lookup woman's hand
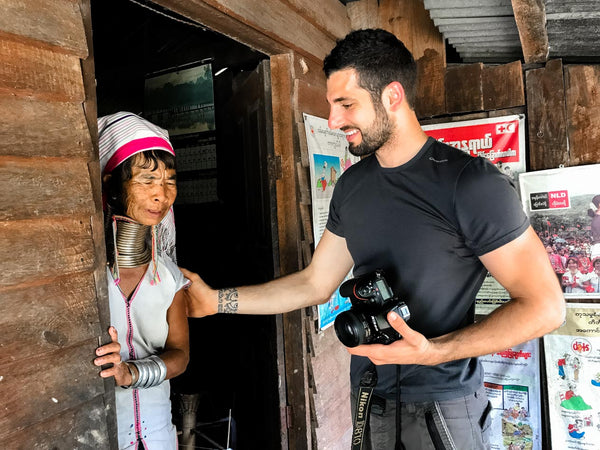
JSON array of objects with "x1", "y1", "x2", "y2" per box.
[{"x1": 94, "y1": 326, "x2": 132, "y2": 386}]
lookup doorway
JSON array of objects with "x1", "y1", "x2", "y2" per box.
[{"x1": 91, "y1": 1, "x2": 282, "y2": 448}]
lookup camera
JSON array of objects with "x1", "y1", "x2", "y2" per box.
[{"x1": 334, "y1": 270, "x2": 410, "y2": 348}]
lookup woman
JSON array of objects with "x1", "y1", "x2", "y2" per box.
[
  {"x1": 562, "y1": 257, "x2": 586, "y2": 294},
  {"x1": 93, "y1": 112, "x2": 189, "y2": 449},
  {"x1": 585, "y1": 258, "x2": 600, "y2": 293}
]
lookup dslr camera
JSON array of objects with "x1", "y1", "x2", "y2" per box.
[{"x1": 334, "y1": 270, "x2": 410, "y2": 348}]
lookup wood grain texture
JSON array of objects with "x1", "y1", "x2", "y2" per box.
[
  {"x1": 0, "y1": 0, "x2": 88, "y2": 58},
  {"x1": 0, "y1": 37, "x2": 84, "y2": 102},
  {"x1": 415, "y1": 48, "x2": 446, "y2": 118},
  {"x1": 0, "y1": 217, "x2": 96, "y2": 288},
  {"x1": 446, "y1": 63, "x2": 484, "y2": 113},
  {"x1": 0, "y1": 272, "x2": 101, "y2": 365},
  {"x1": 0, "y1": 341, "x2": 106, "y2": 440},
  {"x1": 525, "y1": 59, "x2": 569, "y2": 170},
  {"x1": 0, "y1": 396, "x2": 111, "y2": 449},
  {"x1": 564, "y1": 64, "x2": 600, "y2": 166},
  {"x1": 511, "y1": 0, "x2": 548, "y2": 64},
  {"x1": 0, "y1": 96, "x2": 92, "y2": 159},
  {"x1": 0, "y1": 156, "x2": 95, "y2": 221},
  {"x1": 483, "y1": 60, "x2": 525, "y2": 110}
]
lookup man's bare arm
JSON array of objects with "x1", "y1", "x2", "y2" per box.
[{"x1": 183, "y1": 229, "x2": 355, "y2": 317}]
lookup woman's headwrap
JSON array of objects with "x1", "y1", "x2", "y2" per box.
[{"x1": 98, "y1": 112, "x2": 178, "y2": 266}]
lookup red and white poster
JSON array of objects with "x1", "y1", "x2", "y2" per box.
[{"x1": 423, "y1": 115, "x2": 527, "y2": 313}]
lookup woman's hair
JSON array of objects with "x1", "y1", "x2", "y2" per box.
[
  {"x1": 104, "y1": 150, "x2": 176, "y2": 216},
  {"x1": 588, "y1": 194, "x2": 600, "y2": 218},
  {"x1": 567, "y1": 257, "x2": 579, "y2": 267},
  {"x1": 323, "y1": 28, "x2": 417, "y2": 108}
]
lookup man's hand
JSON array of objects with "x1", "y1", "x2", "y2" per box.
[
  {"x1": 347, "y1": 311, "x2": 438, "y2": 366},
  {"x1": 94, "y1": 326, "x2": 132, "y2": 386},
  {"x1": 180, "y1": 268, "x2": 218, "y2": 318}
]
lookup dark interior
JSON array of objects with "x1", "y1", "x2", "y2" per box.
[{"x1": 91, "y1": 1, "x2": 282, "y2": 448}]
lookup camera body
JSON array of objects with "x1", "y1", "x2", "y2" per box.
[{"x1": 334, "y1": 270, "x2": 410, "y2": 348}]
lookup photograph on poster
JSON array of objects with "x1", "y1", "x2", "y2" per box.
[
  {"x1": 144, "y1": 63, "x2": 215, "y2": 135},
  {"x1": 519, "y1": 164, "x2": 600, "y2": 298}
]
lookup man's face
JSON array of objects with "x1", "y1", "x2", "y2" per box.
[{"x1": 326, "y1": 69, "x2": 393, "y2": 157}]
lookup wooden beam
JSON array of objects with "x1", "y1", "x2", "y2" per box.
[
  {"x1": 346, "y1": 0, "x2": 379, "y2": 29},
  {"x1": 415, "y1": 48, "x2": 446, "y2": 118},
  {"x1": 0, "y1": 156, "x2": 95, "y2": 221},
  {"x1": 565, "y1": 64, "x2": 600, "y2": 166},
  {"x1": 445, "y1": 63, "x2": 484, "y2": 114},
  {"x1": 0, "y1": 97, "x2": 92, "y2": 159},
  {"x1": 0, "y1": 341, "x2": 105, "y2": 439},
  {"x1": 0, "y1": 396, "x2": 110, "y2": 449},
  {"x1": 0, "y1": 217, "x2": 96, "y2": 288},
  {"x1": 525, "y1": 59, "x2": 568, "y2": 170},
  {"x1": 483, "y1": 60, "x2": 525, "y2": 111},
  {"x1": 282, "y1": 0, "x2": 350, "y2": 40},
  {"x1": 0, "y1": 37, "x2": 85, "y2": 102},
  {"x1": 0, "y1": 0, "x2": 88, "y2": 58},
  {"x1": 511, "y1": 0, "x2": 549, "y2": 64},
  {"x1": 0, "y1": 272, "x2": 101, "y2": 365},
  {"x1": 153, "y1": 0, "x2": 340, "y2": 62}
]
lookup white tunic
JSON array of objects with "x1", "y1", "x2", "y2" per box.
[{"x1": 108, "y1": 256, "x2": 188, "y2": 449}]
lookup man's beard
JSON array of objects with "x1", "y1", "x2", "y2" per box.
[{"x1": 346, "y1": 104, "x2": 393, "y2": 157}]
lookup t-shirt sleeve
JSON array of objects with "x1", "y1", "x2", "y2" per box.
[
  {"x1": 326, "y1": 177, "x2": 345, "y2": 237},
  {"x1": 161, "y1": 255, "x2": 191, "y2": 292},
  {"x1": 455, "y1": 157, "x2": 529, "y2": 256}
]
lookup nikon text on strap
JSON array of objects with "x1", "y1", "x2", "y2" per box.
[{"x1": 352, "y1": 363, "x2": 378, "y2": 450}]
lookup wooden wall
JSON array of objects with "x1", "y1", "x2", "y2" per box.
[{"x1": 0, "y1": 0, "x2": 116, "y2": 448}]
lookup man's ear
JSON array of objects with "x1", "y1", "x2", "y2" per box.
[{"x1": 383, "y1": 81, "x2": 405, "y2": 112}]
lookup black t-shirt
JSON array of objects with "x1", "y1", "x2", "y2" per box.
[{"x1": 326, "y1": 137, "x2": 529, "y2": 402}]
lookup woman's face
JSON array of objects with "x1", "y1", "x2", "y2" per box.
[
  {"x1": 123, "y1": 157, "x2": 177, "y2": 225},
  {"x1": 568, "y1": 259, "x2": 578, "y2": 272}
]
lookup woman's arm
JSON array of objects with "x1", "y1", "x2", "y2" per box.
[{"x1": 160, "y1": 289, "x2": 190, "y2": 379}]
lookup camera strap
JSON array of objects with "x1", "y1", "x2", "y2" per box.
[{"x1": 351, "y1": 363, "x2": 378, "y2": 450}]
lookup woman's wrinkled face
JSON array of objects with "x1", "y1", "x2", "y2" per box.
[{"x1": 123, "y1": 155, "x2": 177, "y2": 226}]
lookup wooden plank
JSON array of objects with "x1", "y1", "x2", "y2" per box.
[
  {"x1": 0, "y1": 272, "x2": 101, "y2": 365},
  {"x1": 0, "y1": 0, "x2": 88, "y2": 58},
  {"x1": 525, "y1": 59, "x2": 569, "y2": 170},
  {"x1": 511, "y1": 0, "x2": 549, "y2": 64},
  {"x1": 294, "y1": 78, "x2": 329, "y2": 123},
  {"x1": 483, "y1": 60, "x2": 525, "y2": 110},
  {"x1": 1, "y1": 396, "x2": 110, "y2": 449},
  {"x1": 271, "y1": 53, "x2": 310, "y2": 448},
  {"x1": 154, "y1": 0, "x2": 337, "y2": 62},
  {"x1": 564, "y1": 64, "x2": 600, "y2": 166},
  {"x1": 0, "y1": 341, "x2": 106, "y2": 439},
  {"x1": 0, "y1": 217, "x2": 96, "y2": 288},
  {"x1": 0, "y1": 156, "x2": 95, "y2": 221},
  {"x1": 346, "y1": 0, "x2": 379, "y2": 29},
  {"x1": 291, "y1": 52, "x2": 327, "y2": 90},
  {"x1": 377, "y1": 0, "x2": 445, "y2": 60},
  {"x1": 415, "y1": 48, "x2": 446, "y2": 118},
  {"x1": 445, "y1": 63, "x2": 484, "y2": 113},
  {"x1": 282, "y1": 0, "x2": 351, "y2": 40},
  {"x1": 0, "y1": 37, "x2": 84, "y2": 102},
  {"x1": 0, "y1": 96, "x2": 92, "y2": 159}
]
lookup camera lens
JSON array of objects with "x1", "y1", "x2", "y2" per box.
[{"x1": 334, "y1": 310, "x2": 369, "y2": 347}]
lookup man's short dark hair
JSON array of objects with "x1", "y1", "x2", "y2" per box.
[{"x1": 323, "y1": 28, "x2": 417, "y2": 107}]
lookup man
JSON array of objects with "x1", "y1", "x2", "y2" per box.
[{"x1": 182, "y1": 29, "x2": 565, "y2": 449}]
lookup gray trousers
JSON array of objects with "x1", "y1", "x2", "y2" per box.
[{"x1": 351, "y1": 385, "x2": 492, "y2": 450}]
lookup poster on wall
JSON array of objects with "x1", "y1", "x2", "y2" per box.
[
  {"x1": 543, "y1": 303, "x2": 600, "y2": 448},
  {"x1": 519, "y1": 164, "x2": 600, "y2": 299},
  {"x1": 303, "y1": 113, "x2": 360, "y2": 330},
  {"x1": 422, "y1": 115, "x2": 527, "y2": 314},
  {"x1": 145, "y1": 63, "x2": 218, "y2": 204},
  {"x1": 480, "y1": 339, "x2": 542, "y2": 450}
]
